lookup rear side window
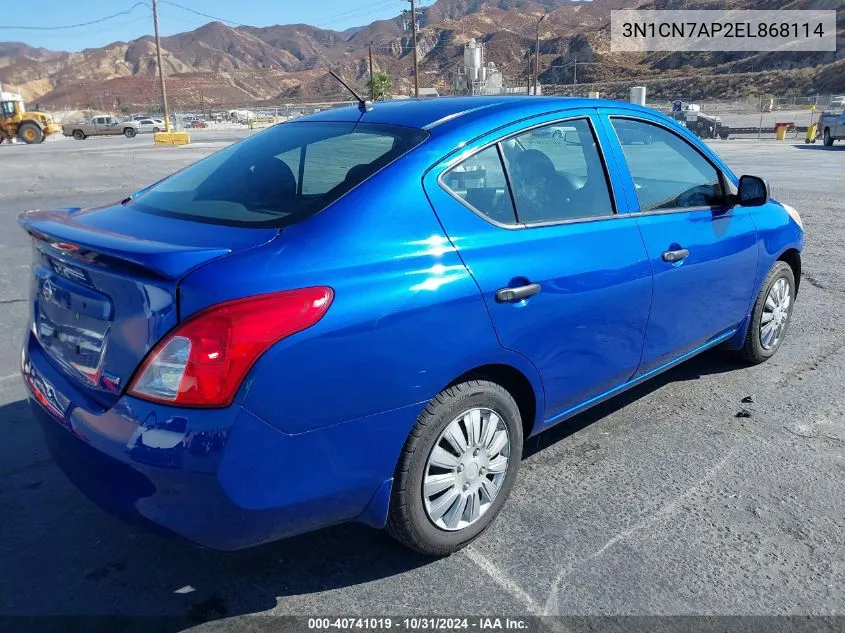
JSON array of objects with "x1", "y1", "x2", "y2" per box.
[
  {"x1": 442, "y1": 118, "x2": 614, "y2": 226},
  {"x1": 507, "y1": 118, "x2": 614, "y2": 223},
  {"x1": 610, "y1": 118, "x2": 724, "y2": 211},
  {"x1": 442, "y1": 145, "x2": 516, "y2": 225},
  {"x1": 130, "y1": 122, "x2": 428, "y2": 227}
]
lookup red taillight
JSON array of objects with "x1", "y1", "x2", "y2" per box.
[{"x1": 128, "y1": 287, "x2": 333, "y2": 407}]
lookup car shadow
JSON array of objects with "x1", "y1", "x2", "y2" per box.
[
  {"x1": 0, "y1": 348, "x2": 743, "y2": 631},
  {"x1": 792, "y1": 144, "x2": 845, "y2": 150},
  {"x1": 523, "y1": 348, "x2": 744, "y2": 458}
]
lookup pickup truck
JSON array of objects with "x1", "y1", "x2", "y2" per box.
[
  {"x1": 819, "y1": 109, "x2": 845, "y2": 146},
  {"x1": 62, "y1": 116, "x2": 140, "y2": 140}
]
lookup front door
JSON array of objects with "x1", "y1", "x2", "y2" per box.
[
  {"x1": 424, "y1": 113, "x2": 653, "y2": 425},
  {"x1": 602, "y1": 115, "x2": 759, "y2": 374}
]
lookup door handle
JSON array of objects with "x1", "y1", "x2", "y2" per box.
[
  {"x1": 662, "y1": 248, "x2": 689, "y2": 263},
  {"x1": 495, "y1": 283, "x2": 541, "y2": 303}
]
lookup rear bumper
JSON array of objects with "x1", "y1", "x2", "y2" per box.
[{"x1": 23, "y1": 334, "x2": 421, "y2": 550}]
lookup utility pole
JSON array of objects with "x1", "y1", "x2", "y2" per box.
[
  {"x1": 534, "y1": 14, "x2": 546, "y2": 96},
  {"x1": 368, "y1": 42, "x2": 375, "y2": 101},
  {"x1": 407, "y1": 0, "x2": 419, "y2": 98},
  {"x1": 526, "y1": 50, "x2": 531, "y2": 95},
  {"x1": 573, "y1": 57, "x2": 577, "y2": 86},
  {"x1": 152, "y1": 0, "x2": 171, "y2": 132}
]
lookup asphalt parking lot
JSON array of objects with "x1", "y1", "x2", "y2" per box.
[{"x1": 0, "y1": 132, "x2": 843, "y2": 631}]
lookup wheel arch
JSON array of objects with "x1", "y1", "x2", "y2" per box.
[
  {"x1": 778, "y1": 248, "x2": 801, "y2": 294},
  {"x1": 447, "y1": 363, "x2": 541, "y2": 441}
]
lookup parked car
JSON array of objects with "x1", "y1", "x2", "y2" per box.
[
  {"x1": 62, "y1": 116, "x2": 140, "y2": 139},
  {"x1": 819, "y1": 109, "x2": 845, "y2": 146},
  {"x1": 189, "y1": 120, "x2": 208, "y2": 129},
  {"x1": 136, "y1": 118, "x2": 164, "y2": 133},
  {"x1": 21, "y1": 97, "x2": 803, "y2": 555},
  {"x1": 830, "y1": 95, "x2": 845, "y2": 108}
]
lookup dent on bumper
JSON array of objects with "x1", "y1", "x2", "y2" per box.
[{"x1": 24, "y1": 341, "x2": 423, "y2": 550}]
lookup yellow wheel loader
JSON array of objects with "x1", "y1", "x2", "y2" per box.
[{"x1": 0, "y1": 91, "x2": 62, "y2": 144}]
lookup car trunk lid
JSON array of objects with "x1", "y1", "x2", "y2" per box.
[{"x1": 20, "y1": 204, "x2": 278, "y2": 407}]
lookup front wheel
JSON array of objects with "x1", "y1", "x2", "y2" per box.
[
  {"x1": 823, "y1": 128, "x2": 834, "y2": 146},
  {"x1": 18, "y1": 122, "x2": 44, "y2": 144},
  {"x1": 739, "y1": 261, "x2": 796, "y2": 363},
  {"x1": 124, "y1": 128, "x2": 136, "y2": 138},
  {"x1": 386, "y1": 380, "x2": 523, "y2": 556}
]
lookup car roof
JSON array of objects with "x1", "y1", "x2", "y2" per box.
[{"x1": 298, "y1": 96, "x2": 668, "y2": 134}]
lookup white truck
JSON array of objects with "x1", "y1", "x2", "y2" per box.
[{"x1": 820, "y1": 109, "x2": 845, "y2": 146}]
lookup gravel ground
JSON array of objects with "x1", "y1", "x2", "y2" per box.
[{"x1": 0, "y1": 132, "x2": 842, "y2": 631}]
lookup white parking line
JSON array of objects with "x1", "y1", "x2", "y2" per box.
[
  {"x1": 464, "y1": 546, "x2": 542, "y2": 615},
  {"x1": 0, "y1": 374, "x2": 19, "y2": 383},
  {"x1": 542, "y1": 446, "x2": 739, "y2": 614}
]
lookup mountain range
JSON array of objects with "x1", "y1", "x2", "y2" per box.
[{"x1": 0, "y1": 0, "x2": 842, "y2": 110}]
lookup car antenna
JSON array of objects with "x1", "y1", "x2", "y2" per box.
[{"x1": 329, "y1": 70, "x2": 374, "y2": 112}]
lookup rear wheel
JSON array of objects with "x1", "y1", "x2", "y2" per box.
[
  {"x1": 124, "y1": 128, "x2": 136, "y2": 138},
  {"x1": 72, "y1": 130, "x2": 86, "y2": 140},
  {"x1": 18, "y1": 123, "x2": 43, "y2": 144},
  {"x1": 152, "y1": 127, "x2": 160, "y2": 133},
  {"x1": 739, "y1": 261, "x2": 796, "y2": 364},
  {"x1": 386, "y1": 380, "x2": 523, "y2": 556},
  {"x1": 824, "y1": 128, "x2": 834, "y2": 146}
]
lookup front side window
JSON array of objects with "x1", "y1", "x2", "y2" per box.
[
  {"x1": 506, "y1": 118, "x2": 614, "y2": 224},
  {"x1": 610, "y1": 118, "x2": 724, "y2": 211},
  {"x1": 442, "y1": 145, "x2": 516, "y2": 225},
  {"x1": 129, "y1": 122, "x2": 428, "y2": 227}
]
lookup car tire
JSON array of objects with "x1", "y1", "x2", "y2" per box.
[
  {"x1": 739, "y1": 261, "x2": 796, "y2": 364},
  {"x1": 823, "y1": 128, "x2": 833, "y2": 146},
  {"x1": 386, "y1": 379, "x2": 523, "y2": 556},
  {"x1": 18, "y1": 122, "x2": 44, "y2": 144},
  {"x1": 153, "y1": 127, "x2": 160, "y2": 133},
  {"x1": 124, "y1": 128, "x2": 136, "y2": 138},
  {"x1": 72, "y1": 130, "x2": 85, "y2": 140}
]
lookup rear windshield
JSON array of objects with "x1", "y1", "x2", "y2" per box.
[{"x1": 129, "y1": 122, "x2": 428, "y2": 227}]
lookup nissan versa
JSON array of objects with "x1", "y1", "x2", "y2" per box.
[{"x1": 20, "y1": 97, "x2": 803, "y2": 555}]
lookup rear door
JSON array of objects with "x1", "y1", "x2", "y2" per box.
[
  {"x1": 600, "y1": 113, "x2": 758, "y2": 374},
  {"x1": 424, "y1": 112, "x2": 653, "y2": 425}
]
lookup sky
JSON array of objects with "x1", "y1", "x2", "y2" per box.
[{"x1": 1, "y1": 0, "x2": 410, "y2": 52}]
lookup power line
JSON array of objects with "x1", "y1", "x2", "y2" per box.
[
  {"x1": 158, "y1": 0, "x2": 241, "y2": 26},
  {"x1": 314, "y1": 0, "x2": 402, "y2": 28},
  {"x1": 158, "y1": 0, "x2": 404, "y2": 30},
  {"x1": 0, "y1": 2, "x2": 149, "y2": 30},
  {"x1": 7, "y1": 16, "x2": 153, "y2": 39}
]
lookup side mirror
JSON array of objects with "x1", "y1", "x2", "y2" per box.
[
  {"x1": 563, "y1": 131, "x2": 580, "y2": 145},
  {"x1": 736, "y1": 175, "x2": 770, "y2": 206}
]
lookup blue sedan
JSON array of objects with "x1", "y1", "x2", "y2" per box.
[{"x1": 19, "y1": 97, "x2": 803, "y2": 555}]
